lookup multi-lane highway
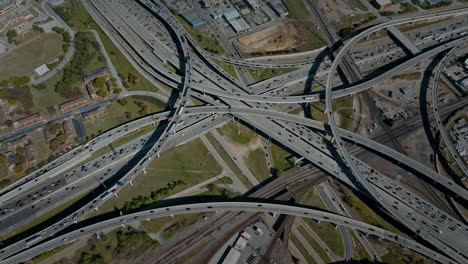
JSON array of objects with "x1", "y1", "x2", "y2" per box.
[
  {"x1": 1, "y1": 1, "x2": 467, "y2": 262},
  {"x1": 0, "y1": 202, "x2": 458, "y2": 264}
]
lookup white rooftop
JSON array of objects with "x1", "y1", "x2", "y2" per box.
[{"x1": 34, "y1": 64, "x2": 50, "y2": 76}]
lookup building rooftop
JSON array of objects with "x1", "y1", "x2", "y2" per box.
[
  {"x1": 223, "y1": 8, "x2": 241, "y2": 21},
  {"x1": 180, "y1": 9, "x2": 204, "y2": 27},
  {"x1": 230, "y1": 18, "x2": 250, "y2": 32},
  {"x1": 34, "y1": 64, "x2": 50, "y2": 76},
  {"x1": 0, "y1": 0, "x2": 13, "y2": 10}
]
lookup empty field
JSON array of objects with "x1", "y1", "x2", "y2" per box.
[{"x1": 0, "y1": 33, "x2": 63, "y2": 80}]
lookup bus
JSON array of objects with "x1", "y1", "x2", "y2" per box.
[{"x1": 25, "y1": 236, "x2": 42, "y2": 246}]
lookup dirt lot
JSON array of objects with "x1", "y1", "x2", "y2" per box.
[{"x1": 235, "y1": 21, "x2": 310, "y2": 53}]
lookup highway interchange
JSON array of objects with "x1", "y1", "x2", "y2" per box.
[{"x1": 0, "y1": 0, "x2": 467, "y2": 263}]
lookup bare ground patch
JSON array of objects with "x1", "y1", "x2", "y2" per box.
[{"x1": 235, "y1": 21, "x2": 310, "y2": 53}]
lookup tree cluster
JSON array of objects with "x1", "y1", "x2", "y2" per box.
[
  {"x1": 55, "y1": 32, "x2": 99, "y2": 98},
  {"x1": 122, "y1": 180, "x2": 186, "y2": 211}
]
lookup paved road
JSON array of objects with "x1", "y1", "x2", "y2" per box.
[
  {"x1": 432, "y1": 46, "x2": 468, "y2": 177},
  {"x1": 0, "y1": 202, "x2": 456, "y2": 264}
]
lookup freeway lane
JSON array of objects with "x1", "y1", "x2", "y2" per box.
[
  {"x1": 323, "y1": 7, "x2": 468, "y2": 263},
  {"x1": 432, "y1": 46, "x2": 468, "y2": 178},
  {"x1": 0, "y1": 202, "x2": 456, "y2": 264}
]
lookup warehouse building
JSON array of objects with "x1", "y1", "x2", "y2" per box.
[{"x1": 180, "y1": 9, "x2": 205, "y2": 28}]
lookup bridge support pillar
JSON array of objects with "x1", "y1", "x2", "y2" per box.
[
  {"x1": 315, "y1": 219, "x2": 321, "y2": 224},
  {"x1": 273, "y1": 212, "x2": 277, "y2": 217},
  {"x1": 96, "y1": 233, "x2": 100, "y2": 240},
  {"x1": 130, "y1": 180, "x2": 133, "y2": 186},
  {"x1": 171, "y1": 214, "x2": 174, "y2": 218},
  {"x1": 143, "y1": 168, "x2": 147, "y2": 174},
  {"x1": 334, "y1": 224, "x2": 340, "y2": 229},
  {"x1": 95, "y1": 207, "x2": 99, "y2": 211}
]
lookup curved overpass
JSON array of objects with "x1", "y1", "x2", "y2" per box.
[
  {"x1": 323, "y1": 7, "x2": 468, "y2": 263},
  {"x1": 432, "y1": 46, "x2": 468, "y2": 178},
  {"x1": 0, "y1": 202, "x2": 456, "y2": 264},
  {"x1": 190, "y1": 37, "x2": 465, "y2": 104}
]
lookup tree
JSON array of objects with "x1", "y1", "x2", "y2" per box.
[
  {"x1": 96, "y1": 89, "x2": 107, "y2": 97},
  {"x1": 5, "y1": 120, "x2": 13, "y2": 127},
  {"x1": 32, "y1": 24, "x2": 44, "y2": 33},
  {"x1": 6, "y1": 30, "x2": 17, "y2": 44},
  {"x1": 206, "y1": 183, "x2": 215, "y2": 192},
  {"x1": 114, "y1": 88, "x2": 123, "y2": 94},
  {"x1": 94, "y1": 77, "x2": 106, "y2": 89},
  {"x1": 117, "y1": 98, "x2": 128, "y2": 105},
  {"x1": 0, "y1": 80, "x2": 9, "y2": 87}
]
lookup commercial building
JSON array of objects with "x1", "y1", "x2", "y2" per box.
[
  {"x1": 224, "y1": 8, "x2": 250, "y2": 33},
  {"x1": 245, "y1": 0, "x2": 261, "y2": 10},
  {"x1": 0, "y1": 10, "x2": 33, "y2": 32},
  {"x1": 0, "y1": 0, "x2": 17, "y2": 15},
  {"x1": 34, "y1": 64, "x2": 50, "y2": 77},
  {"x1": 459, "y1": 77, "x2": 468, "y2": 91},
  {"x1": 221, "y1": 248, "x2": 241, "y2": 264},
  {"x1": 60, "y1": 98, "x2": 87, "y2": 111},
  {"x1": 201, "y1": 0, "x2": 223, "y2": 8},
  {"x1": 269, "y1": 0, "x2": 289, "y2": 17},
  {"x1": 13, "y1": 113, "x2": 41, "y2": 128},
  {"x1": 375, "y1": 0, "x2": 392, "y2": 9},
  {"x1": 180, "y1": 9, "x2": 205, "y2": 28}
]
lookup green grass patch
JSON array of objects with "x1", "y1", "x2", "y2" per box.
[
  {"x1": 302, "y1": 217, "x2": 344, "y2": 257},
  {"x1": 82, "y1": 99, "x2": 163, "y2": 137},
  {"x1": 30, "y1": 130, "x2": 51, "y2": 164},
  {"x1": 141, "y1": 212, "x2": 213, "y2": 240},
  {"x1": 298, "y1": 225, "x2": 333, "y2": 263},
  {"x1": 300, "y1": 188, "x2": 327, "y2": 210},
  {"x1": 270, "y1": 143, "x2": 298, "y2": 177},
  {"x1": 213, "y1": 59, "x2": 238, "y2": 79},
  {"x1": 310, "y1": 101, "x2": 328, "y2": 123},
  {"x1": 244, "y1": 148, "x2": 270, "y2": 182},
  {"x1": 0, "y1": 33, "x2": 63, "y2": 80},
  {"x1": 0, "y1": 85, "x2": 34, "y2": 110},
  {"x1": 350, "y1": 232, "x2": 371, "y2": 260},
  {"x1": 205, "y1": 133, "x2": 254, "y2": 189},
  {"x1": 52, "y1": 0, "x2": 159, "y2": 92},
  {"x1": 175, "y1": 15, "x2": 225, "y2": 55},
  {"x1": 296, "y1": 21, "x2": 327, "y2": 52},
  {"x1": 248, "y1": 67, "x2": 298, "y2": 82},
  {"x1": 348, "y1": 0, "x2": 368, "y2": 11},
  {"x1": 282, "y1": 0, "x2": 310, "y2": 20},
  {"x1": 206, "y1": 176, "x2": 234, "y2": 186},
  {"x1": 72, "y1": 226, "x2": 158, "y2": 263},
  {"x1": 216, "y1": 121, "x2": 257, "y2": 145},
  {"x1": 391, "y1": 72, "x2": 422, "y2": 80},
  {"x1": 336, "y1": 183, "x2": 400, "y2": 234},
  {"x1": 24, "y1": 244, "x2": 72, "y2": 264},
  {"x1": 93, "y1": 138, "x2": 222, "y2": 213},
  {"x1": 381, "y1": 241, "x2": 434, "y2": 264},
  {"x1": 290, "y1": 233, "x2": 318, "y2": 264}
]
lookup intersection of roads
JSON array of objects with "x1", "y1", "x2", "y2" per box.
[{"x1": 0, "y1": 0, "x2": 467, "y2": 263}]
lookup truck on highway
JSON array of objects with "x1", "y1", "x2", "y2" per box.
[
  {"x1": 177, "y1": 106, "x2": 184, "y2": 116},
  {"x1": 168, "y1": 122, "x2": 177, "y2": 134},
  {"x1": 99, "y1": 191, "x2": 113, "y2": 200},
  {"x1": 25, "y1": 235, "x2": 42, "y2": 246},
  {"x1": 140, "y1": 158, "x2": 150, "y2": 168}
]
